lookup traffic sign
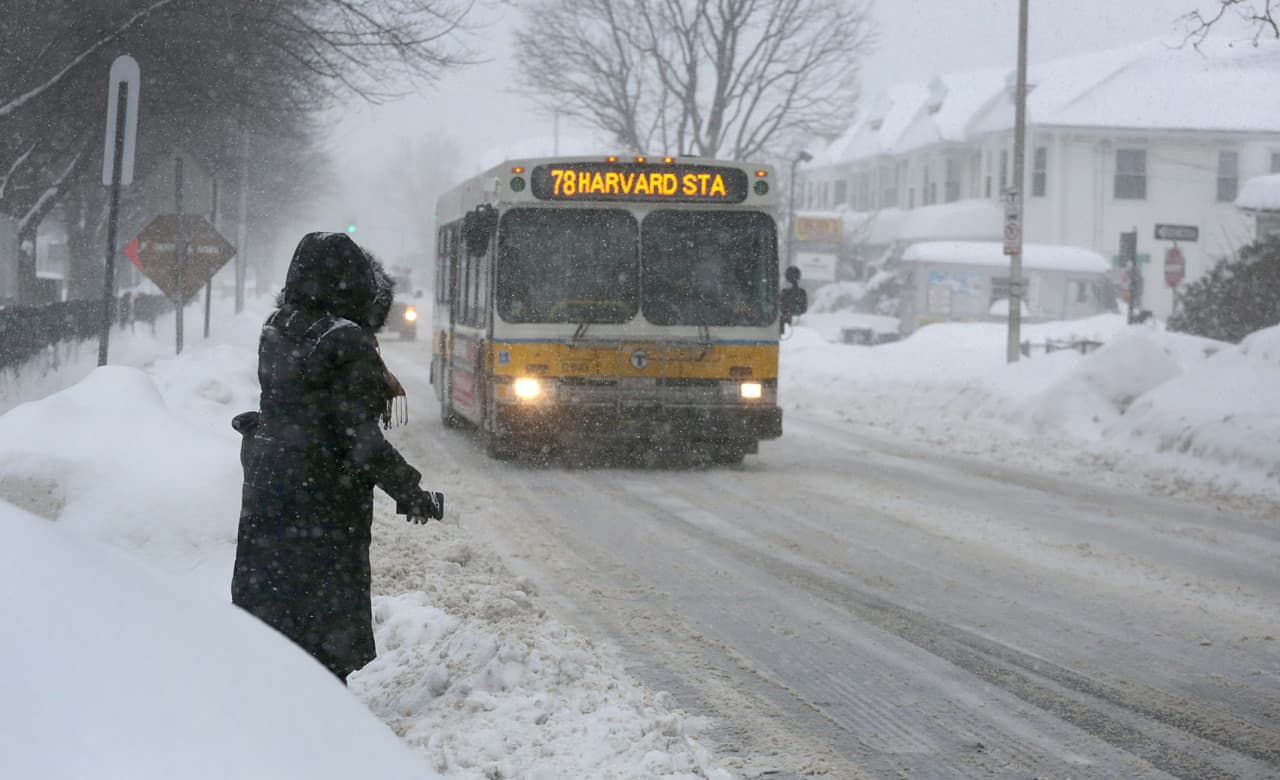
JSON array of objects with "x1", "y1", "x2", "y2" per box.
[
  {"x1": 123, "y1": 237, "x2": 141, "y2": 270},
  {"x1": 101, "y1": 55, "x2": 140, "y2": 186},
  {"x1": 1154, "y1": 223, "x2": 1198, "y2": 242},
  {"x1": 134, "y1": 214, "x2": 237, "y2": 302},
  {"x1": 1164, "y1": 246, "x2": 1186, "y2": 287},
  {"x1": 1002, "y1": 189, "x2": 1022, "y2": 256}
]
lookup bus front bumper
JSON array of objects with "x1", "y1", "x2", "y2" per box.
[{"x1": 493, "y1": 403, "x2": 783, "y2": 442}]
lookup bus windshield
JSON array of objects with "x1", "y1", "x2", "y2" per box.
[
  {"x1": 497, "y1": 208, "x2": 638, "y2": 323},
  {"x1": 641, "y1": 210, "x2": 778, "y2": 326}
]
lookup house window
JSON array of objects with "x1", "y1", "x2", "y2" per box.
[
  {"x1": 1032, "y1": 146, "x2": 1048, "y2": 197},
  {"x1": 833, "y1": 179, "x2": 848, "y2": 206},
  {"x1": 1114, "y1": 148, "x2": 1146, "y2": 199},
  {"x1": 878, "y1": 165, "x2": 896, "y2": 208},
  {"x1": 999, "y1": 149, "x2": 1008, "y2": 192},
  {"x1": 908, "y1": 187, "x2": 915, "y2": 209},
  {"x1": 921, "y1": 164, "x2": 933, "y2": 206},
  {"x1": 944, "y1": 158, "x2": 960, "y2": 202},
  {"x1": 1271, "y1": 151, "x2": 1280, "y2": 174},
  {"x1": 1217, "y1": 150, "x2": 1238, "y2": 202}
]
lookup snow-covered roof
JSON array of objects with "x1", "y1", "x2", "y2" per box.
[
  {"x1": 818, "y1": 39, "x2": 1280, "y2": 170},
  {"x1": 807, "y1": 83, "x2": 930, "y2": 167},
  {"x1": 897, "y1": 200, "x2": 1002, "y2": 242},
  {"x1": 902, "y1": 240, "x2": 1110, "y2": 273},
  {"x1": 971, "y1": 39, "x2": 1280, "y2": 135},
  {"x1": 842, "y1": 207, "x2": 908, "y2": 246},
  {"x1": 896, "y1": 69, "x2": 1007, "y2": 153},
  {"x1": 1236, "y1": 174, "x2": 1280, "y2": 212}
]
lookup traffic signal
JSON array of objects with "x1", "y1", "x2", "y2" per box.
[{"x1": 346, "y1": 223, "x2": 357, "y2": 234}]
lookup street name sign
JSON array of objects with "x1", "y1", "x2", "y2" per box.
[{"x1": 1154, "y1": 223, "x2": 1199, "y2": 242}]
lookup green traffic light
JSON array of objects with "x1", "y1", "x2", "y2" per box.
[{"x1": 346, "y1": 224, "x2": 357, "y2": 234}]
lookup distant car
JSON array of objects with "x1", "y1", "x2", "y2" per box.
[{"x1": 387, "y1": 290, "x2": 422, "y2": 340}]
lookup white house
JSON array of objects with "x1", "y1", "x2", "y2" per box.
[{"x1": 799, "y1": 39, "x2": 1280, "y2": 320}]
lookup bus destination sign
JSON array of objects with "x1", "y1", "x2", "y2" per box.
[{"x1": 530, "y1": 163, "x2": 749, "y2": 203}]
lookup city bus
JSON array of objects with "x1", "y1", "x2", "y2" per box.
[{"x1": 430, "y1": 155, "x2": 791, "y2": 464}]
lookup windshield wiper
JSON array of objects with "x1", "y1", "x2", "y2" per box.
[{"x1": 571, "y1": 321, "x2": 590, "y2": 347}]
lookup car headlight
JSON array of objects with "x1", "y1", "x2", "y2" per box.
[
  {"x1": 739, "y1": 381, "x2": 763, "y2": 399},
  {"x1": 513, "y1": 377, "x2": 542, "y2": 400},
  {"x1": 403, "y1": 306, "x2": 418, "y2": 322}
]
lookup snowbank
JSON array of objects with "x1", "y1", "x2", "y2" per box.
[
  {"x1": 0, "y1": 500, "x2": 441, "y2": 780},
  {"x1": 0, "y1": 309, "x2": 738, "y2": 779},
  {"x1": 782, "y1": 317, "x2": 1280, "y2": 502}
]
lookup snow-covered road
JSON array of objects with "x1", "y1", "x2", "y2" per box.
[{"x1": 380, "y1": 337, "x2": 1280, "y2": 779}]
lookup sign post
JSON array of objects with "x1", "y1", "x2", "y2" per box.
[
  {"x1": 1119, "y1": 229, "x2": 1141, "y2": 323},
  {"x1": 174, "y1": 157, "x2": 187, "y2": 354},
  {"x1": 97, "y1": 54, "x2": 140, "y2": 367}
]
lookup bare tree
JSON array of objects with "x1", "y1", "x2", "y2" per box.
[
  {"x1": 1183, "y1": 0, "x2": 1279, "y2": 47},
  {"x1": 0, "y1": 0, "x2": 478, "y2": 302},
  {"x1": 380, "y1": 131, "x2": 464, "y2": 253},
  {"x1": 516, "y1": 0, "x2": 873, "y2": 160}
]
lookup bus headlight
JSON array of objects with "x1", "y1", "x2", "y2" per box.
[
  {"x1": 403, "y1": 306, "x2": 418, "y2": 322},
  {"x1": 513, "y1": 377, "x2": 542, "y2": 401},
  {"x1": 739, "y1": 381, "x2": 763, "y2": 400}
]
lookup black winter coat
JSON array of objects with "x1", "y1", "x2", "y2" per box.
[{"x1": 231, "y1": 232, "x2": 430, "y2": 681}]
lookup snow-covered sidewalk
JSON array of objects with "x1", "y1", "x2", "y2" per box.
[
  {"x1": 0, "y1": 305, "x2": 736, "y2": 780},
  {"x1": 782, "y1": 313, "x2": 1280, "y2": 513}
]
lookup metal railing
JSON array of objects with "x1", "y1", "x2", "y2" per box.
[{"x1": 0, "y1": 294, "x2": 169, "y2": 372}]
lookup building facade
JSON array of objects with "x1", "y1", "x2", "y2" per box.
[{"x1": 798, "y1": 40, "x2": 1280, "y2": 320}]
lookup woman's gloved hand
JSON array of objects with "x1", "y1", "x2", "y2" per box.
[{"x1": 400, "y1": 489, "x2": 444, "y2": 523}]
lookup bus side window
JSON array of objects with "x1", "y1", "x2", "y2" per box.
[
  {"x1": 435, "y1": 226, "x2": 447, "y2": 305},
  {"x1": 462, "y1": 245, "x2": 474, "y2": 326}
]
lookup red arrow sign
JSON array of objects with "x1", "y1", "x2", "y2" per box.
[
  {"x1": 123, "y1": 237, "x2": 141, "y2": 270},
  {"x1": 1164, "y1": 246, "x2": 1186, "y2": 288}
]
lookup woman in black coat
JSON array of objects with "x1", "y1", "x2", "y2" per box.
[{"x1": 231, "y1": 231, "x2": 443, "y2": 683}]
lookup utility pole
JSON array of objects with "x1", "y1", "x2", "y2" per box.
[
  {"x1": 788, "y1": 150, "x2": 813, "y2": 269},
  {"x1": 1005, "y1": 0, "x2": 1029, "y2": 363},
  {"x1": 235, "y1": 125, "x2": 250, "y2": 314}
]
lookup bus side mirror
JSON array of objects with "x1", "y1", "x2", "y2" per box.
[{"x1": 463, "y1": 204, "x2": 498, "y2": 257}]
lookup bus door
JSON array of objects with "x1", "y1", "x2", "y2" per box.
[{"x1": 435, "y1": 222, "x2": 460, "y2": 406}]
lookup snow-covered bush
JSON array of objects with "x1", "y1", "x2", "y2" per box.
[{"x1": 1168, "y1": 236, "x2": 1280, "y2": 342}]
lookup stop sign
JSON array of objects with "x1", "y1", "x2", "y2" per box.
[{"x1": 1164, "y1": 246, "x2": 1186, "y2": 288}]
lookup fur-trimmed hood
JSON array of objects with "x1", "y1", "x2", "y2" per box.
[{"x1": 278, "y1": 232, "x2": 377, "y2": 326}]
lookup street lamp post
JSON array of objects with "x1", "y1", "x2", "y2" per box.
[{"x1": 787, "y1": 150, "x2": 813, "y2": 269}]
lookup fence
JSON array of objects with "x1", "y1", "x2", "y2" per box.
[
  {"x1": 0, "y1": 294, "x2": 170, "y2": 372},
  {"x1": 1018, "y1": 338, "x2": 1103, "y2": 357}
]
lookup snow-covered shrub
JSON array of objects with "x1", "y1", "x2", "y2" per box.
[{"x1": 1168, "y1": 236, "x2": 1280, "y2": 343}]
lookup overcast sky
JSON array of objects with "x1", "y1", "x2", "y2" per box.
[{"x1": 323, "y1": 0, "x2": 1250, "y2": 252}]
